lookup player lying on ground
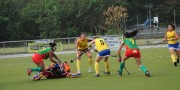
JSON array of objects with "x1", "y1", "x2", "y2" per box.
[
  {"x1": 27, "y1": 42, "x2": 61, "y2": 76},
  {"x1": 163, "y1": 24, "x2": 180, "y2": 67},
  {"x1": 117, "y1": 30, "x2": 150, "y2": 77},
  {"x1": 88, "y1": 37, "x2": 111, "y2": 77},
  {"x1": 33, "y1": 61, "x2": 81, "y2": 80}
]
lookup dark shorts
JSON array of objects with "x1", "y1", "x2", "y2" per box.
[
  {"x1": 168, "y1": 43, "x2": 180, "y2": 50},
  {"x1": 97, "y1": 49, "x2": 110, "y2": 57}
]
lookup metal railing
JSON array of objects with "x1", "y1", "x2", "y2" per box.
[{"x1": 0, "y1": 32, "x2": 173, "y2": 55}]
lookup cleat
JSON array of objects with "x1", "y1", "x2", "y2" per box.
[
  {"x1": 145, "y1": 71, "x2": 150, "y2": 77},
  {"x1": 33, "y1": 72, "x2": 43, "y2": 80},
  {"x1": 177, "y1": 58, "x2": 179, "y2": 63},
  {"x1": 103, "y1": 71, "x2": 110, "y2": 75},
  {"x1": 77, "y1": 73, "x2": 81, "y2": 76},
  {"x1": 27, "y1": 68, "x2": 32, "y2": 76},
  {"x1": 117, "y1": 70, "x2": 122, "y2": 76},
  {"x1": 174, "y1": 62, "x2": 177, "y2": 67},
  {"x1": 94, "y1": 73, "x2": 100, "y2": 77}
]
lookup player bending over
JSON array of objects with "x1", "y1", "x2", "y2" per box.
[
  {"x1": 117, "y1": 30, "x2": 150, "y2": 77},
  {"x1": 88, "y1": 37, "x2": 110, "y2": 77},
  {"x1": 27, "y1": 42, "x2": 61, "y2": 76}
]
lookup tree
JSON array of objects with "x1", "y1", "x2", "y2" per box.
[{"x1": 103, "y1": 6, "x2": 128, "y2": 34}]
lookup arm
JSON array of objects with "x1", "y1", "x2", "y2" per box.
[
  {"x1": 117, "y1": 41, "x2": 124, "y2": 59},
  {"x1": 75, "y1": 39, "x2": 79, "y2": 51},
  {"x1": 163, "y1": 30, "x2": 167, "y2": 42},
  {"x1": 49, "y1": 51, "x2": 58, "y2": 63},
  {"x1": 87, "y1": 38, "x2": 93, "y2": 42},
  {"x1": 53, "y1": 52, "x2": 61, "y2": 63},
  {"x1": 172, "y1": 31, "x2": 179, "y2": 40},
  {"x1": 88, "y1": 39, "x2": 95, "y2": 47}
]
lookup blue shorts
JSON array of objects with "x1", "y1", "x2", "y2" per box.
[
  {"x1": 97, "y1": 49, "x2": 110, "y2": 57},
  {"x1": 168, "y1": 43, "x2": 180, "y2": 50}
]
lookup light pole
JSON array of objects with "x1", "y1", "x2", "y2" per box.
[
  {"x1": 174, "y1": 9, "x2": 176, "y2": 26},
  {"x1": 146, "y1": 4, "x2": 153, "y2": 28}
]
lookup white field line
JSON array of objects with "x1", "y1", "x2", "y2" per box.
[{"x1": 0, "y1": 45, "x2": 167, "y2": 59}]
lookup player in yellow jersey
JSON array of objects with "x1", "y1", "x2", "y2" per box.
[
  {"x1": 75, "y1": 32, "x2": 93, "y2": 74},
  {"x1": 163, "y1": 24, "x2": 180, "y2": 66},
  {"x1": 88, "y1": 37, "x2": 110, "y2": 77}
]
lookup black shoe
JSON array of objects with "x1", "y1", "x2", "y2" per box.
[
  {"x1": 118, "y1": 73, "x2": 122, "y2": 76},
  {"x1": 94, "y1": 73, "x2": 100, "y2": 77},
  {"x1": 117, "y1": 70, "x2": 122, "y2": 76},
  {"x1": 104, "y1": 71, "x2": 110, "y2": 75},
  {"x1": 174, "y1": 62, "x2": 177, "y2": 67},
  {"x1": 145, "y1": 71, "x2": 150, "y2": 77},
  {"x1": 177, "y1": 58, "x2": 179, "y2": 63}
]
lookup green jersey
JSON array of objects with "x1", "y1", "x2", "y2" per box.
[
  {"x1": 123, "y1": 38, "x2": 139, "y2": 49},
  {"x1": 37, "y1": 47, "x2": 52, "y2": 59}
]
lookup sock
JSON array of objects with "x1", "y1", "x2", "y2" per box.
[
  {"x1": 171, "y1": 54, "x2": 176, "y2": 62},
  {"x1": 31, "y1": 67, "x2": 42, "y2": 72},
  {"x1": 76, "y1": 60, "x2": 81, "y2": 73},
  {"x1": 95, "y1": 62, "x2": 99, "y2": 74},
  {"x1": 139, "y1": 65, "x2": 148, "y2": 73},
  {"x1": 119, "y1": 62, "x2": 125, "y2": 74},
  {"x1": 88, "y1": 58, "x2": 93, "y2": 68},
  {"x1": 104, "y1": 61, "x2": 110, "y2": 72}
]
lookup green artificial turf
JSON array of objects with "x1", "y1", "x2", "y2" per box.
[{"x1": 0, "y1": 48, "x2": 180, "y2": 90}]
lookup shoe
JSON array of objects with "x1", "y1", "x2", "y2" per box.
[
  {"x1": 77, "y1": 70, "x2": 81, "y2": 74},
  {"x1": 77, "y1": 72, "x2": 81, "y2": 76},
  {"x1": 88, "y1": 68, "x2": 92, "y2": 73},
  {"x1": 94, "y1": 73, "x2": 100, "y2": 77},
  {"x1": 177, "y1": 58, "x2": 179, "y2": 63},
  {"x1": 117, "y1": 70, "x2": 122, "y2": 76},
  {"x1": 145, "y1": 71, "x2": 150, "y2": 77},
  {"x1": 174, "y1": 62, "x2": 177, "y2": 67},
  {"x1": 103, "y1": 71, "x2": 110, "y2": 75},
  {"x1": 33, "y1": 72, "x2": 43, "y2": 80},
  {"x1": 27, "y1": 68, "x2": 32, "y2": 76}
]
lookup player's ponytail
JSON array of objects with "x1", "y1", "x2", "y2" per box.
[
  {"x1": 129, "y1": 30, "x2": 138, "y2": 37},
  {"x1": 49, "y1": 42, "x2": 56, "y2": 47},
  {"x1": 124, "y1": 30, "x2": 138, "y2": 38}
]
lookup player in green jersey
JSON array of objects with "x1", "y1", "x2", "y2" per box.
[
  {"x1": 27, "y1": 42, "x2": 61, "y2": 76},
  {"x1": 117, "y1": 30, "x2": 150, "y2": 77}
]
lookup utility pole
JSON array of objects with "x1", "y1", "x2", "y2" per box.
[
  {"x1": 174, "y1": 9, "x2": 176, "y2": 26},
  {"x1": 137, "y1": 15, "x2": 139, "y2": 29},
  {"x1": 146, "y1": 4, "x2": 153, "y2": 28}
]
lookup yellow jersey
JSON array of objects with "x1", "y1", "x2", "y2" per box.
[
  {"x1": 77, "y1": 37, "x2": 88, "y2": 50},
  {"x1": 95, "y1": 38, "x2": 109, "y2": 52},
  {"x1": 167, "y1": 30, "x2": 177, "y2": 44}
]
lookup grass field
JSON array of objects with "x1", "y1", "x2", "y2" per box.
[{"x1": 0, "y1": 48, "x2": 180, "y2": 90}]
